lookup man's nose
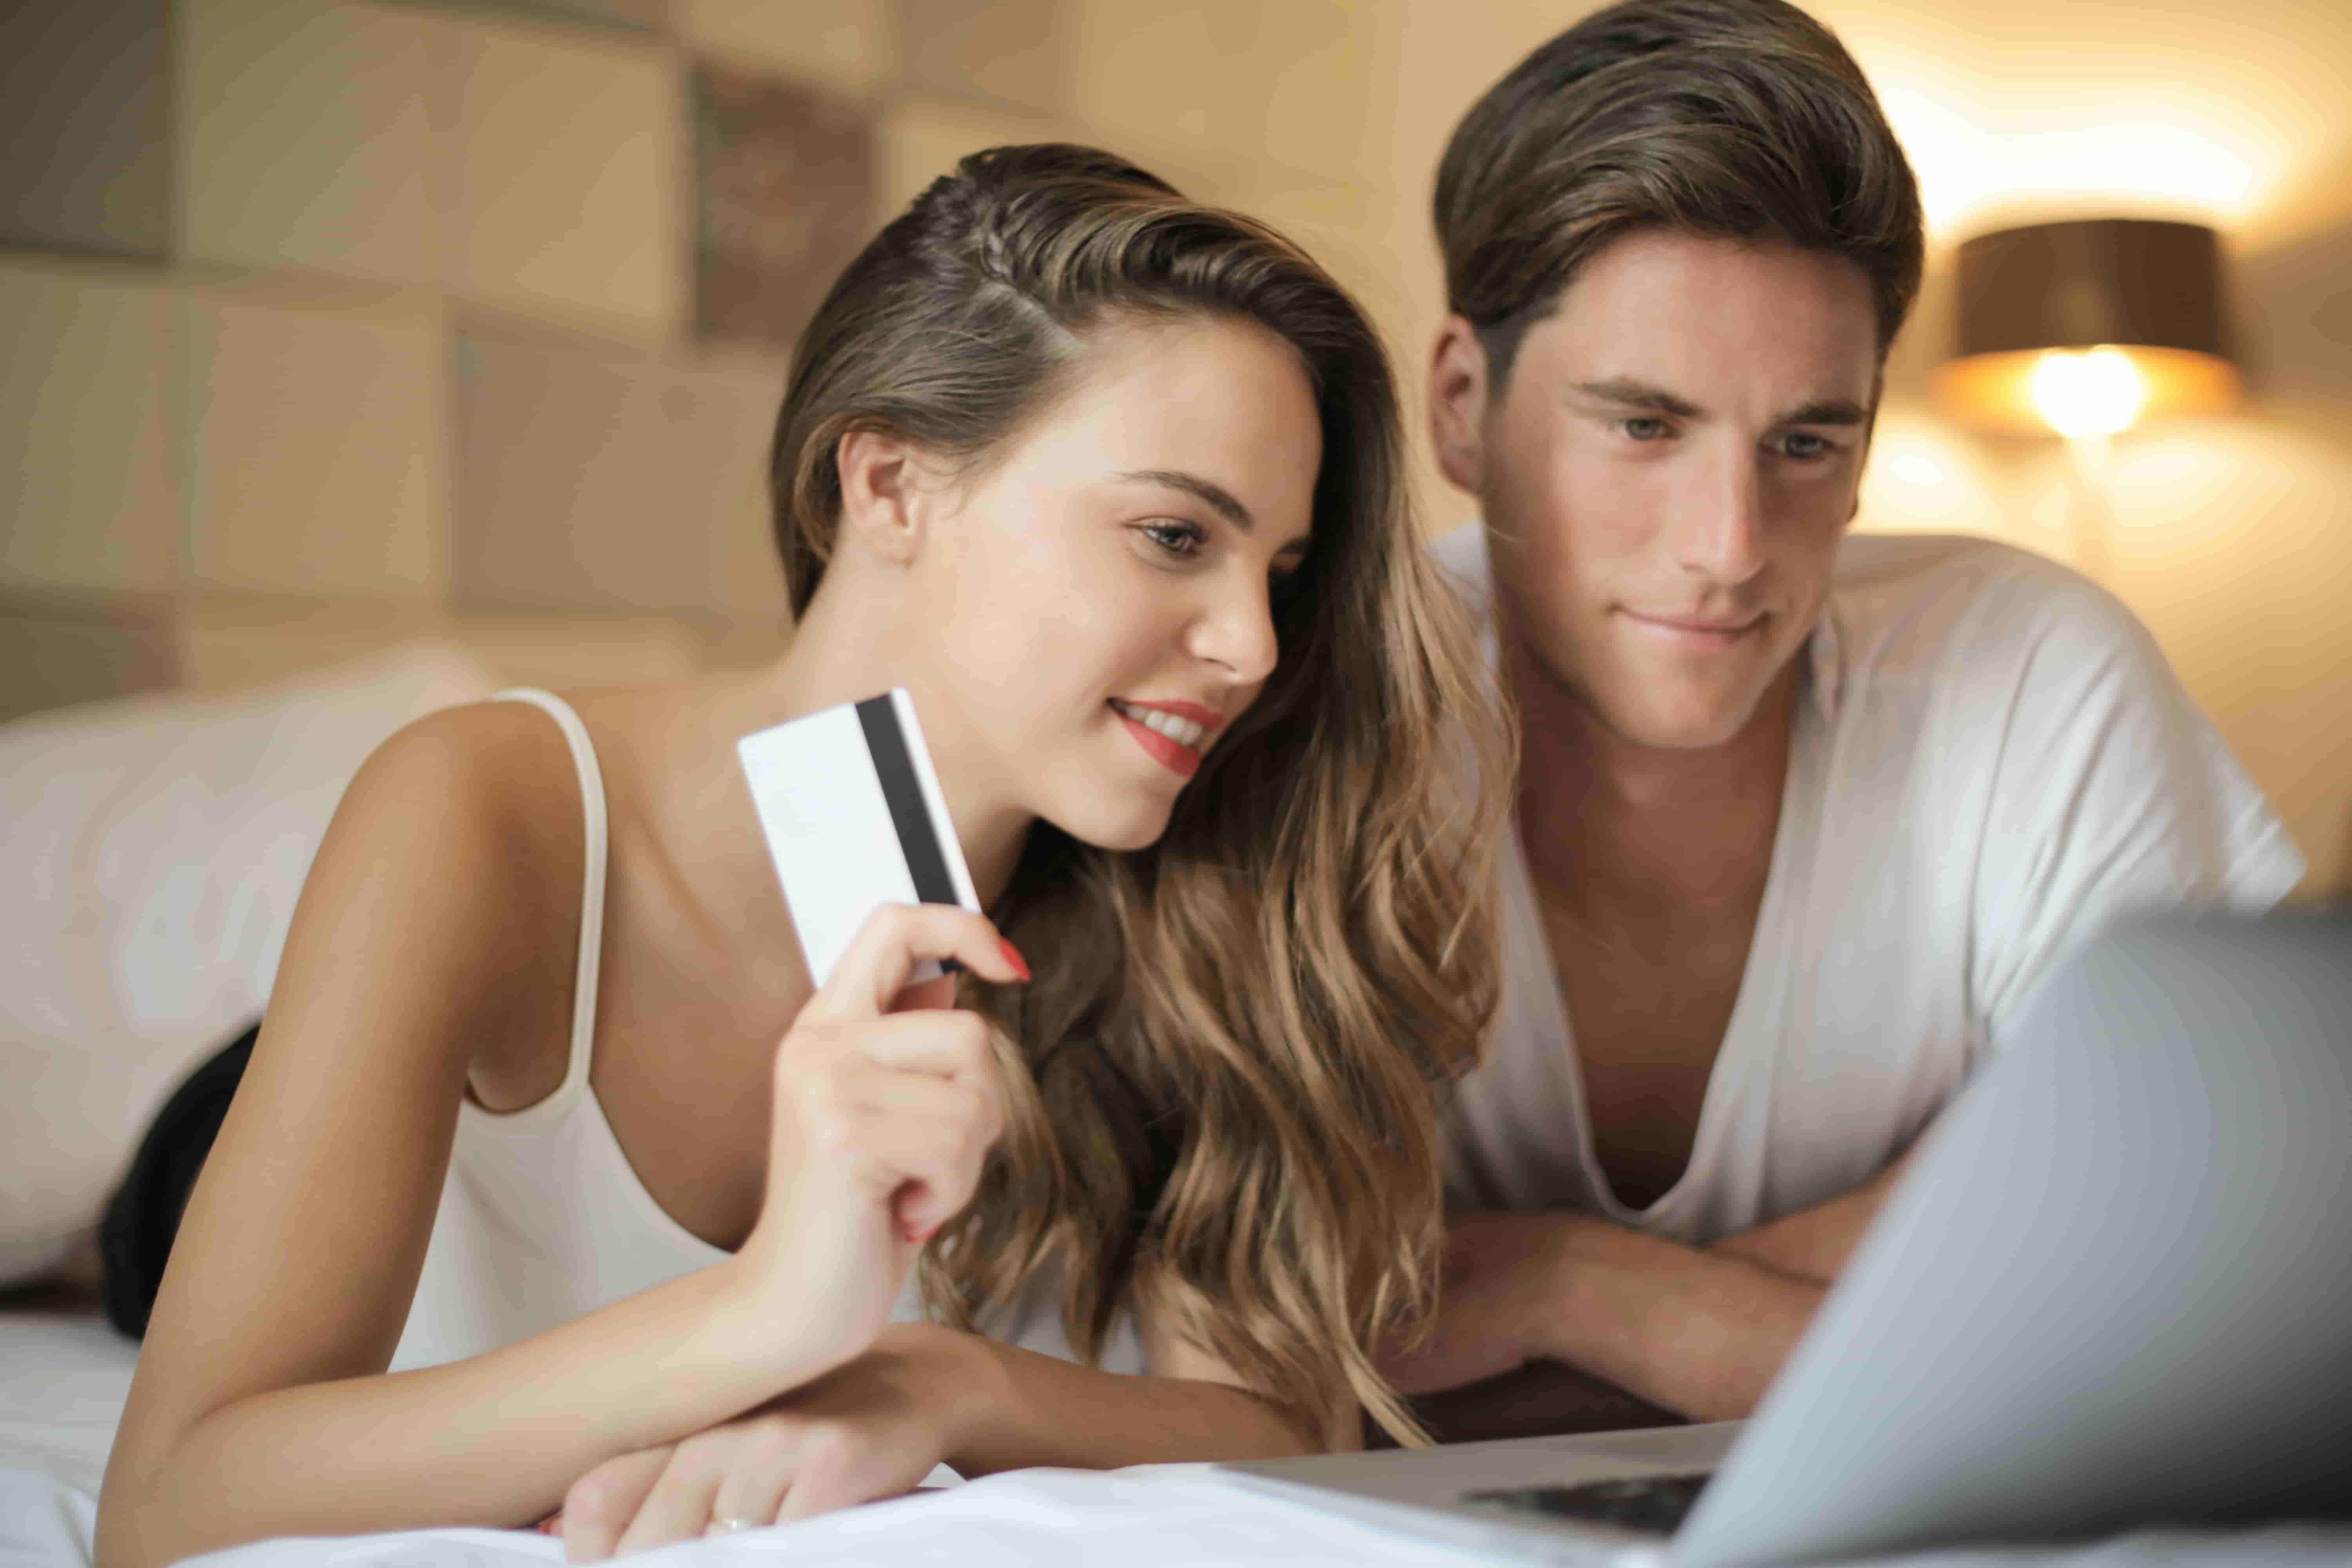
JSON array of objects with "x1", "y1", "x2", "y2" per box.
[{"x1": 1670, "y1": 441, "x2": 1767, "y2": 586}]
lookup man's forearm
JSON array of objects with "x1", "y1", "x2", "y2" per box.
[
  {"x1": 1535, "y1": 1215, "x2": 1823, "y2": 1422},
  {"x1": 1708, "y1": 1150, "x2": 1915, "y2": 1284},
  {"x1": 1533, "y1": 1153, "x2": 1914, "y2": 1419},
  {"x1": 946, "y1": 1333, "x2": 1324, "y2": 1475}
]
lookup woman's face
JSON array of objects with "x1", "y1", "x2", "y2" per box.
[{"x1": 911, "y1": 315, "x2": 1321, "y2": 851}]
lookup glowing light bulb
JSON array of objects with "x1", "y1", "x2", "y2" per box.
[{"x1": 2029, "y1": 347, "x2": 2147, "y2": 439}]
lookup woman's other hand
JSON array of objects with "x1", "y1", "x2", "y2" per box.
[
  {"x1": 554, "y1": 1324, "x2": 993, "y2": 1559},
  {"x1": 729, "y1": 904, "x2": 1025, "y2": 1372}
]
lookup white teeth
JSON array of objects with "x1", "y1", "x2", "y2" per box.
[{"x1": 1112, "y1": 700, "x2": 1206, "y2": 750}]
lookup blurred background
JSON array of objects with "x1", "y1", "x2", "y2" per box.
[{"x1": 1, "y1": 0, "x2": 2347, "y2": 893}]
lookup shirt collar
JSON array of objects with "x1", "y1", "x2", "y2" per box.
[{"x1": 1802, "y1": 591, "x2": 1843, "y2": 726}]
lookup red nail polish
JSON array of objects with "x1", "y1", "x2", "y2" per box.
[{"x1": 998, "y1": 937, "x2": 1031, "y2": 982}]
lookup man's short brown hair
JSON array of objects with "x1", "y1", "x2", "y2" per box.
[{"x1": 1435, "y1": 0, "x2": 1924, "y2": 393}]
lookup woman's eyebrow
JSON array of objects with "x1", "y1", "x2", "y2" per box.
[{"x1": 1115, "y1": 468, "x2": 1256, "y2": 533}]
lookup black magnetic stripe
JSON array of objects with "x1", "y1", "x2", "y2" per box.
[{"x1": 855, "y1": 695, "x2": 958, "y2": 907}]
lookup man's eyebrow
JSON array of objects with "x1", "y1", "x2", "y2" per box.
[
  {"x1": 1777, "y1": 397, "x2": 1871, "y2": 427},
  {"x1": 1115, "y1": 469, "x2": 1256, "y2": 534},
  {"x1": 1569, "y1": 378, "x2": 1704, "y2": 419},
  {"x1": 1570, "y1": 380, "x2": 1871, "y2": 428}
]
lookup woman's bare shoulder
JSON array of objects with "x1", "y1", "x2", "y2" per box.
[
  {"x1": 279, "y1": 697, "x2": 593, "y2": 1056},
  {"x1": 331, "y1": 695, "x2": 606, "y2": 885}
]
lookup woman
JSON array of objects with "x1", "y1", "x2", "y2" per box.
[{"x1": 96, "y1": 145, "x2": 1506, "y2": 1566}]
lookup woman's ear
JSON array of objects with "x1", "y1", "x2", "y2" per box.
[
  {"x1": 1427, "y1": 317, "x2": 1492, "y2": 497},
  {"x1": 835, "y1": 428, "x2": 929, "y2": 569}
]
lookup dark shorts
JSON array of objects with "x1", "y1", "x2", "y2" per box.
[{"x1": 99, "y1": 1022, "x2": 258, "y2": 1338}]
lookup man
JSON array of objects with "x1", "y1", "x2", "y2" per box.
[{"x1": 1387, "y1": 0, "x2": 2306, "y2": 1429}]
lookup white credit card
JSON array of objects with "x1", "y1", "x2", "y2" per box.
[{"x1": 736, "y1": 688, "x2": 982, "y2": 988}]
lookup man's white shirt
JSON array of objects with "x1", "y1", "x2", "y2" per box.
[{"x1": 1434, "y1": 522, "x2": 2306, "y2": 1244}]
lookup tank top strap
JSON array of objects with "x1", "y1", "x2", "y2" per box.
[{"x1": 494, "y1": 688, "x2": 607, "y2": 1104}]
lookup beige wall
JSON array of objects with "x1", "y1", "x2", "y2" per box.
[
  {"x1": 3, "y1": 0, "x2": 2347, "y2": 890},
  {"x1": 0, "y1": 0, "x2": 1407, "y2": 713}
]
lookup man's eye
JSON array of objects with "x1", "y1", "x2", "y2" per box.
[
  {"x1": 1620, "y1": 416, "x2": 1671, "y2": 441},
  {"x1": 1141, "y1": 520, "x2": 1207, "y2": 557},
  {"x1": 1777, "y1": 432, "x2": 1835, "y2": 459}
]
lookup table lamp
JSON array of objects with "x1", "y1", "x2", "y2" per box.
[{"x1": 1937, "y1": 218, "x2": 2241, "y2": 448}]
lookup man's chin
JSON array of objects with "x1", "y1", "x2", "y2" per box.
[{"x1": 1593, "y1": 691, "x2": 1768, "y2": 752}]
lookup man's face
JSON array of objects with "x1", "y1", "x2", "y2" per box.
[{"x1": 1439, "y1": 230, "x2": 1879, "y2": 750}]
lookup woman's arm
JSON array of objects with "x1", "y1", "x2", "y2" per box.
[
  {"x1": 953, "y1": 1320, "x2": 1328, "y2": 1474},
  {"x1": 94, "y1": 713, "x2": 832, "y2": 1567},
  {"x1": 554, "y1": 1320, "x2": 1327, "y2": 1559},
  {"x1": 96, "y1": 713, "x2": 1020, "y2": 1568}
]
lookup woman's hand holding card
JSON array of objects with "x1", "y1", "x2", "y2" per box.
[{"x1": 729, "y1": 903, "x2": 1025, "y2": 1378}]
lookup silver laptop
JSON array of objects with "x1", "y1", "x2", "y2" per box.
[{"x1": 1219, "y1": 913, "x2": 2352, "y2": 1564}]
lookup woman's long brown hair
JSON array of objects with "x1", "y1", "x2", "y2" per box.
[{"x1": 769, "y1": 144, "x2": 1509, "y2": 1446}]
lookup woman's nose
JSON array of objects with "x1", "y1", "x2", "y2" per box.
[{"x1": 1186, "y1": 570, "x2": 1281, "y2": 688}]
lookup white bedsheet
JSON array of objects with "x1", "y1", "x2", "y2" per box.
[
  {"x1": 2, "y1": 1309, "x2": 135, "y2": 1568},
  {"x1": 5, "y1": 1308, "x2": 2347, "y2": 1568}
]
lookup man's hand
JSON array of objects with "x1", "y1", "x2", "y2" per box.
[
  {"x1": 1387, "y1": 1207, "x2": 1820, "y2": 1421},
  {"x1": 553, "y1": 1323, "x2": 984, "y2": 1559},
  {"x1": 1381, "y1": 1212, "x2": 1582, "y2": 1396},
  {"x1": 1388, "y1": 1156, "x2": 1918, "y2": 1424}
]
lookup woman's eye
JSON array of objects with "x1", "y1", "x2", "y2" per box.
[
  {"x1": 1140, "y1": 520, "x2": 1207, "y2": 558},
  {"x1": 1620, "y1": 416, "x2": 1671, "y2": 442}
]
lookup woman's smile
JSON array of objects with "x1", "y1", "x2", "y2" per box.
[{"x1": 1109, "y1": 696, "x2": 1222, "y2": 777}]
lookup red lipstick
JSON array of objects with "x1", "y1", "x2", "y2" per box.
[{"x1": 1109, "y1": 698, "x2": 1221, "y2": 779}]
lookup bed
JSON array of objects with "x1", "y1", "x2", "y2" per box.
[{"x1": 7, "y1": 1302, "x2": 2352, "y2": 1568}]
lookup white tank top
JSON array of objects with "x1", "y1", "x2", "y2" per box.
[{"x1": 390, "y1": 689, "x2": 1141, "y2": 1376}]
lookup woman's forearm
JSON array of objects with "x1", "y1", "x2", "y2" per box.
[
  {"x1": 941, "y1": 1331, "x2": 1323, "y2": 1477},
  {"x1": 98, "y1": 1257, "x2": 845, "y2": 1568}
]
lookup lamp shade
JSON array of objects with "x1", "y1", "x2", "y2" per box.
[{"x1": 1938, "y1": 218, "x2": 2241, "y2": 437}]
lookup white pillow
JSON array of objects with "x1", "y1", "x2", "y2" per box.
[{"x1": 0, "y1": 645, "x2": 502, "y2": 1285}]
